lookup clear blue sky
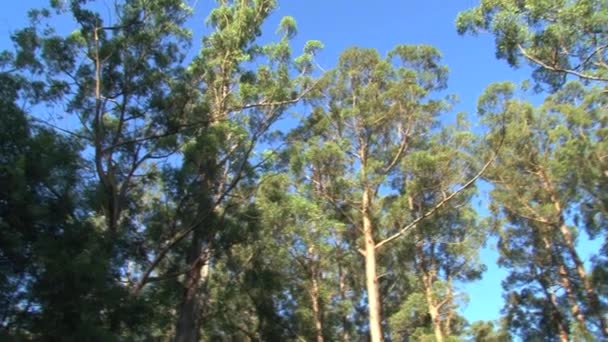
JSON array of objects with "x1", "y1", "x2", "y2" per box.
[{"x1": 2, "y1": 0, "x2": 599, "y2": 327}]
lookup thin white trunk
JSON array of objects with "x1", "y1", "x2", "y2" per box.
[{"x1": 362, "y1": 188, "x2": 384, "y2": 342}]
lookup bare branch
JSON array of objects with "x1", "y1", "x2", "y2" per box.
[
  {"x1": 375, "y1": 148, "x2": 500, "y2": 251},
  {"x1": 518, "y1": 44, "x2": 608, "y2": 82},
  {"x1": 235, "y1": 78, "x2": 321, "y2": 112},
  {"x1": 29, "y1": 116, "x2": 91, "y2": 141},
  {"x1": 574, "y1": 43, "x2": 608, "y2": 71},
  {"x1": 382, "y1": 121, "x2": 411, "y2": 175}
]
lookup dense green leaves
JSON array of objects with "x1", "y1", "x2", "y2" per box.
[{"x1": 457, "y1": 0, "x2": 608, "y2": 90}]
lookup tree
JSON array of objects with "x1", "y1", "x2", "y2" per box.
[
  {"x1": 10, "y1": 0, "x2": 192, "y2": 238},
  {"x1": 456, "y1": 0, "x2": 608, "y2": 235},
  {"x1": 478, "y1": 81, "x2": 607, "y2": 338},
  {"x1": 458, "y1": 2, "x2": 608, "y2": 338},
  {"x1": 0, "y1": 70, "x2": 149, "y2": 340},
  {"x1": 386, "y1": 121, "x2": 487, "y2": 342},
  {"x1": 6, "y1": 0, "x2": 196, "y2": 337},
  {"x1": 255, "y1": 173, "x2": 343, "y2": 341},
  {"x1": 6, "y1": 1, "x2": 320, "y2": 340},
  {"x1": 457, "y1": 0, "x2": 608, "y2": 91},
  {"x1": 296, "y1": 45, "x2": 491, "y2": 341},
  {"x1": 126, "y1": 1, "x2": 321, "y2": 340},
  {"x1": 310, "y1": 45, "x2": 450, "y2": 341}
]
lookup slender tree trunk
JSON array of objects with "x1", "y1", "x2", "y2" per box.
[
  {"x1": 310, "y1": 268, "x2": 324, "y2": 342},
  {"x1": 558, "y1": 222, "x2": 607, "y2": 335},
  {"x1": 419, "y1": 254, "x2": 443, "y2": 342},
  {"x1": 362, "y1": 187, "x2": 384, "y2": 342},
  {"x1": 541, "y1": 236, "x2": 587, "y2": 332},
  {"x1": 539, "y1": 169, "x2": 607, "y2": 336},
  {"x1": 425, "y1": 292, "x2": 444, "y2": 342},
  {"x1": 338, "y1": 265, "x2": 350, "y2": 342},
  {"x1": 411, "y1": 197, "x2": 444, "y2": 342},
  {"x1": 309, "y1": 167, "x2": 326, "y2": 342},
  {"x1": 559, "y1": 257, "x2": 587, "y2": 332},
  {"x1": 538, "y1": 274, "x2": 570, "y2": 342},
  {"x1": 444, "y1": 278, "x2": 454, "y2": 338},
  {"x1": 174, "y1": 238, "x2": 210, "y2": 342}
]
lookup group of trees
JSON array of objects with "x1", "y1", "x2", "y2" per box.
[{"x1": 0, "y1": 0, "x2": 606, "y2": 341}]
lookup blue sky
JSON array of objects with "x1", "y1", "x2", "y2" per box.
[{"x1": 2, "y1": 0, "x2": 600, "y2": 327}]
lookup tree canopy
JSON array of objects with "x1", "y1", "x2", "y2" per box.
[{"x1": 1, "y1": 0, "x2": 606, "y2": 341}]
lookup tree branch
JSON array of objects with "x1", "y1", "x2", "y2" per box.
[
  {"x1": 518, "y1": 44, "x2": 608, "y2": 82},
  {"x1": 234, "y1": 78, "x2": 321, "y2": 112},
  {"x1": 375, "y1": 147, "x2": 501, "y2": 251},
  {"x1": 382, "y1": 121, "x2": 411, "y2": 175}
]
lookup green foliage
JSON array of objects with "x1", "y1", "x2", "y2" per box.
[
  {"x1": 457, "y1": 0, "x2": 608, "y2": 90},
  {"x1": 468, "y1": 320, "x2": 510, "y2": 342},
  {"x1": 477, "y1": 80, "x2": 607, "y2": 339},
  {"x1": 0, "y1": 71, "x2": 149, "y2": 340},
  {"x1": 2, "y1": 0, "x2": 607, "y2": 340}
]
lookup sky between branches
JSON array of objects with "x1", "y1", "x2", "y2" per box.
[{"x1": 1, "y1": 0, "x2": 601, "y2": 324}]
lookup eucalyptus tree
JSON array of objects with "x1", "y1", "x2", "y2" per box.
[
  {"x1": 4, "y1": 1, "x2": 195, "y2": 332},
  {"x1": 301, "y1": 45, "x2": 493, "y2": 341},
  {"x1": 498, "y1": 220, "x2": 575, "y2": 341},
  {"x1": 386, "y1": 121, "x2": 486, "y2": 342},
  {"x1": 9, "y1": 0, "x2": 192, "y2": 239},
  {"x1": 124, "y1": 1, "x2": 321, "y2": 340},
  {"x1": 458, "y1": 1, "x2": 608, "y2": 338},
  {"x1": 254, "y1": 172, "x2": 346, "y2": 341},
  {"x1": 5, "y1": 8, "x2": 195, "y2": 336},
  {"x1": 457, "y1": 0, "x2": 608, "y2": 91},
  {"x1": 456, "y1": 0, "x2": 608, "y2": 224},
  {"x1": 477, "y1": 81, "x2": 608, "y2": 338},
  {"x1": 251, "y1": 113, "x2": 374, "y2": 340}
]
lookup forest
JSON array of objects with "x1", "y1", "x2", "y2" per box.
[{"x1": 0, "y1": 0, "x2": 606, "y2": 341}]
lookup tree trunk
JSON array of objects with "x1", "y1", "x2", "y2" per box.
[
  {"x1": 541, "y1": 236, "x2": 587, "y2": 332},
  {"x1": 174, "y1": 233, "x2": 210, "y2": 342},
  {"x1": 174, "y1": 244, "x2": 210, "y2": 342},
  {"x1": 558, "y1": 222, "x2": 607, "y2": 336},
  {"x1": 173, "y1": 110, "x2": 223, "y2": 341},
  {"x1": 420, "y1": 263, "x2": 443, "y2": 342},
  {"x1": 339, "y1": 265, "x2": 350, "y2": 342},
  {"x1": 537, "y1": 273, "x2": 570, "y2": 342},
  {"x1": 558, "y1": 257, "x2": 587, "y2": 333},
  {"x1": 412, "y1": 195, "x2": 444, "y2": 342},
  {"x1": 310, "y1": 269, "x2": 324, "y2": 342},
  {"x1": 426, "y1": 297, "x2": 444, "y2": 342},
  {"x1": 444, "y1": 278, "x2": 454, "y2": 338},
  {"x1": 539, "y1": 168, "x2": 607, "y2": 336},
  {"x1": 174, "y1": 175, "x2": 216, "y2": 342},
  {"x1": 362, "y1": 187, "x2": 384, "y2": 342}
]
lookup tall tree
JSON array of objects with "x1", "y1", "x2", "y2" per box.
[
  {"x1": 318, "y1": 46, "x2": 448, "y2": 341},
  {"x1": 0, "y1": 69, "x2": 148, "y2": 340},
  {"x1": 387, "y1": 122, "x2": 486, "y2": 342},
  {"x1": 126, "y1": 1, "x2": 321, "y2": 340},
  {"x1": 457, "y1": 0, "x2": 608, "y2": 229},
  {"x1": 458, "y1": 1, "x2": 608, "y2": 338},
  {"x1": 457, "y1": 0, "x2": 608, "y2": 91},
  {"x1": 478, "y1": 81, "x2": 607, "y2": 338},
  {"x1": 6, "y1": 0, "x2": 196, "y2": 337},
  {"x1": 299, "y1": 45, "x2": 491, "y2": 341},
  {"x1": 10, "y1": 0, "x2": 192, "y2": 238},
  {"x1": 256, "y1": 173, "x2": 344, "y2": 341}
]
